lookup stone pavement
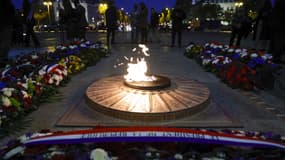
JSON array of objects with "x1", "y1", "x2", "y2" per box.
[{"x1": 1, "y1": 31, "x2": 285, "y2": 145}]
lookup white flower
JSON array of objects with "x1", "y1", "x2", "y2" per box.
[
  {"x1": 174, "y1": 153, "x2": 183, "y2": 160},
  {"x1": 212, "y1": 59, "x2": 219, "y2": 64},
  {"x1": 241, "y1": 52, "x2": 248, "y2": 58},
  {"x1": 224, "y1": 45, "x2": 229, "y2": 49},
  {"x1": 54, "y1": 68, "x2": 63, "y2": 75},
  {"x1": 48, "y1": 78, "x2": 53, "y2": 84},
  {"x1": 242, "y1": 48, "x2": 247, "y2": 52},
  {"x1": 80, "y1": 43, "x2": 87, "y2": 48},
  {"x1": 69, "y1": 45, "x2": 77, "y2": 49},
  {"x1": 38, "y1": 65, "x2": 48, "y2": 75},
  {"x1": 85, "y1": 41, "x2": 91, "y2": 45},
  {"x1": 53, "y1": 75, "x2": 62, "y2": 86},
  {"x1": 21, "y1": 90, "x2": 30, "y2": 98},
  {"x1": 2, "y1": 88, "x2": 15, "y2": 97},
  {"x1": 262, "y1": 54, "x2": 272, "y2": 60},
  {"x1": 145, "y1": 152, "x2": 152, "y2": 157},
  {"x1": 90, "y1": 148, "x2": 110, "y2": 160},
  {"x1": 17, "y1": 82, "x2": 28, "y2": 90},
  {"x1": 56, "y1": 45, "x2": 62, "y2": 49},
  {"x1": 250, "y1": 53, "x2": 258, "y2": 58},
  {"x1": 61, "y1": 46, "x2": 67, "y2": 50},
  {"x1": 235, "y1": 49, "x2": 241, "y2": 53},
  {"x1": 31, "y1": 54, "x2": 38, "y2": 59},
  {"x1": 62, "y1": 69, "x2": 68, "y2": 76},
  {"x1": 2, "y1": 96, "x2": 11, "y2": 107},
  {"x1": 185, "y1": 44, "x2": 193, "y2": 51},
  {"x1": 227, "y1": 48, "x2": 234, "y2": 53},
  {"x1": 18, "y1": 134, "x2": 30, "y2": 143},
  {"x1": 223, "y1": 57, "x2": 232, "y2": 64},
  {"x1": 202, "y1": 59, "x2": 211, "y2": 65}
]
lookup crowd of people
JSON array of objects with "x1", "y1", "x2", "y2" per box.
[
  {"x1": 59, "y1": 0, "x2": 88, "y2": 42},
  {"x1": 1, "y1": 0, "x2": 285, "y2": 68},
  {"x1": 105, "y1": 0, "x2": 186, "y2": 48},
  {"x1": 0, "y1": 0, "x2": 41, "y2": 67},
  {"x1": 229, "y1": 0, "x2": 285, "y2": 63}
]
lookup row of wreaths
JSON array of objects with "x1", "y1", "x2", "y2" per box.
[
  {"x1": 184, "y1": 42, "x2": 281, "y2": 91},
  {"x1": 0, "y1": 40, "x2": 108, "y2": 130}
]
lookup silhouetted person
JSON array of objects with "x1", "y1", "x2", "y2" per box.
[
  {"x1": 61, "y1": 0, "x2": 77, "y2": 41},
  {"x1": 130, "y1": 3, "x2": 139, "y2": 43},
  {"x1": 229, "y1": 7, "x2": 249, "y2": 47},
  {"x1": 171, "y1": 3, "x2": 186, "y2": 47},
  {"x1": 23, "y1": 0, "x2": 40, "y2": 47},
  {"x1": 137, "y1": 2, "x2": 148, "y2": 44},
  {"x1": 271, "y1": 0, "x2": 285, "y2": 63},
  {"x1": 73, "y1": 0, "x2": 88, "y2": 39},
  {"x1": 253, "y1": 0, "x2": 272, "y2": 51},
  {"x1": 149, "y1": 8, "x2": 160, "y2": 43},
  {"x1": 0, "y1": 0, "x2": 15, "y2": 67},
  {"x1": 12, "y1": 9, "x2": 24, "y2": 47},
  {"x1": 105, "y1": 0, "x2": 118, "y2": 46}
]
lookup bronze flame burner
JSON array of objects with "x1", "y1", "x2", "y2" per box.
[
  {"x1": 86, "y1": 75, "x2": 210, "y2": 121},
  {"x1": 124, "y1": 75, "x2": 171, "y2": 90}
]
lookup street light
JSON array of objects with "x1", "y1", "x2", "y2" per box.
[
  {"x1": 234, "y1": 2, "x2": 243, "y2": 8},
  {"x1": 43, "y1": 1, "x2": 52, "y2": 25},
  {"x1": 98, "y1": 3, "x2": 108, "y2": 15}
]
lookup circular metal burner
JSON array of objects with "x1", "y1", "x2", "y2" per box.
[
  {"x1": 124, "y1": 75, "x2": 171, "y2": 90},
  {"x1": 86, "y1": 75, "x2": 210, "y2": 121}
]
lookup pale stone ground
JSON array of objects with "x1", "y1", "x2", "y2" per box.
[{"x1": 1, "y1": 31, "x2": 284, "y2": 145}]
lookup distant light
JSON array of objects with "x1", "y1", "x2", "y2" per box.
[{"x1": 221, "y1": 21, "x2": 229, "y2": 26}]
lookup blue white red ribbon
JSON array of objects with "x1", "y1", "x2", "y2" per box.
[{"x1": 24, "y1": 127, "x2": 285, "y2": 149}]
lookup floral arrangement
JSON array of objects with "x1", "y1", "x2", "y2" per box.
[
  {"x1": 0, "y1": 40, "x2": 108, "y2": 131},
  {"x1": 37, "y1": 64, "x2": 68, "y2": 86},
  {"x1": 58, "y1": 55, "x2": 86, "y2": 74},
  {"x1": 1, "y1": 128, "x2": 284, "y2": 159},
  {"x1": 184, "y1": 42, "x2": 280, "y2": 90},
  {"x1": 184, "y1": 43, "x2": 203, "y2": 59}
]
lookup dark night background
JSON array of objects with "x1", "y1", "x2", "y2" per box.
[{"x1": 12, "y1": 0, "x2": 176, "y2": 13}]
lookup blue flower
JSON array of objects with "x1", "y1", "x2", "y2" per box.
[
  {"x1": 0, "y1": 82, "x2": 6, "y2": 90},
  {"x1": 254, "y1": 57, "x2": 265, "y2": 65},
  {"x1": 232, "y1": 53, "x2": 240, "y2": 60},
  {"x1": 248, "y1": 60, "x2": 256, "y2": 69}
]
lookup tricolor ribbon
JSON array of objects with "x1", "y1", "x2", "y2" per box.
[{"x1": 24, "y1": 127, "x2": 285, "y2": 149}]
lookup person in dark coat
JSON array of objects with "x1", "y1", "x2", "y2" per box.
[
  {"x1": 229, "y1": 7, "x2": 248, "y2": 47},
  {"x1": 73, "y1": 0, "x2": 88, "y2": 39},
  {"x1": 253, "y1": 0, "x2": 272, "y2": 51},
  {"x1": 137, "y1": 2, "x2": 148, "y2": 44},
  {"x1": 60, "y1": 0, "x2": 77, "y2": 41},
  {"x1": 12, "y1": 9, "x2": 24, "y2": 47},
  {"x1": 171, "y1": 3, "x2": 186, "y2": 47},
  {"x1": 149, "y1": 8, "x2": 160, "y2": 43},
  {"x1": 0, "y1": 0, "x2": 15, "y2": 67},
  {"x1": 271, "y1": 0, "x2": 285, "y2": 63},
  {"x1": 105, "y1": 0, "x2": 118, "y2": 46},
  {"x1": 130, "y1": 3, "x2": 139, "y2": 43},
  {"x1": 23, "y1": 0, "x2": 40, "y2": 47}
]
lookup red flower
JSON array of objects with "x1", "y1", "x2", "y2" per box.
[
  {"x1": 24, "y1": 97, "x2": 32, "y2": 109},
  {"x1": 35, "y1": 85, "x2": 42, "y2": 96}
]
